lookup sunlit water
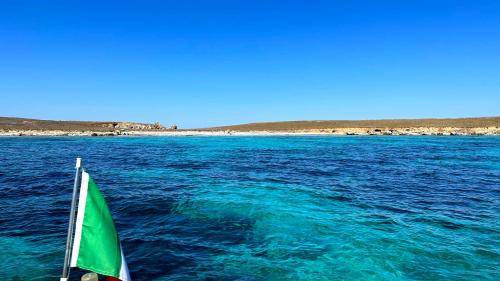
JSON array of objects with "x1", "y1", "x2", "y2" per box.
[{"x1": 0, "y1": 136, "x2": 499, "y2": 280}]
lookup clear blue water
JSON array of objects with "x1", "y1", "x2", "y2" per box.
[{"x1": 0, "y1": 136, "x2": 499, "y2": 281}]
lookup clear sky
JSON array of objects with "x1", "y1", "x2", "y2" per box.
[{"x1": 1, "y1": 1, "x2": 499, "y2": 128}]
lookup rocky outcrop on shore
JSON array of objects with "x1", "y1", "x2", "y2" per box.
[
  {"x1": 305, "y1": 126, "x2": 500, "y2": 136},
  {"x1": 0, "y1": 117, "x2": 175, "y2": 132},
  {"x1": 102, "y1": 122, "x2": 167, "y2": 130}
]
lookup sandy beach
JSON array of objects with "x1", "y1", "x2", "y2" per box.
[{"x1": 1, "y1": 127, "x2": 499, "y2": 136}]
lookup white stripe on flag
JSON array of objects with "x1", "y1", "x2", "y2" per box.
[
  {"x1": 119, "y1": 245, "x2": 132, "y2": 281},
  {"x1": 70, "y1": 171, "x2": 89, "y2": 267}
]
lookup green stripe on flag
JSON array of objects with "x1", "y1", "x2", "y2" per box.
[{"x1": 71, "y1": 172, "x2": 123, "y2": 279}]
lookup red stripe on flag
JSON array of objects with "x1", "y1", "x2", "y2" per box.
[{"x1": 106, "y1": 276, "x2": 121, "y2": 281}]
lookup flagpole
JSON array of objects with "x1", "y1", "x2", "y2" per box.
[{"x1": 61, "y1": 157, "x2": 82, "y2": 281}]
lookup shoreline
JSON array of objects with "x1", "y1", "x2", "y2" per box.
[
  {"x1": 1, "y1": 126, "x2": 499, "y2": 136},
  {"x1": 2, "y1": 116, "x2": 499, "y2": 136}
]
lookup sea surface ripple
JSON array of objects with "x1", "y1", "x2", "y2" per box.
[{"x1": 0, "y1": 136, "x2": 499, "y2": 280}]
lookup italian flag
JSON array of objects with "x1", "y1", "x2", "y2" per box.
[{"x1": 70, "y1": 171, "x2": 131, "y2": 281}]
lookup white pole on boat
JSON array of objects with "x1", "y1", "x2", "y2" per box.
[{"x1": 61, "y1": 157, "x2": 82, "y2": 281}]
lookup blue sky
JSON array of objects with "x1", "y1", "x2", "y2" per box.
[{"x1": 1, "y1": 0, "x2": 499, "y2": 128}]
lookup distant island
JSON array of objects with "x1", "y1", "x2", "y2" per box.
[{"x1": 1, "y1": 116, "x2": 499, "y2": 136}]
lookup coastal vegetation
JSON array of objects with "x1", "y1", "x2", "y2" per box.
[{"x1": 206, "y1": 117, "x2": 500, "y2": 131}]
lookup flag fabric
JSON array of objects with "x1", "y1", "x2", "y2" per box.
[{"x1": 70, "y1": 171, "x2": 131, "y2": 281}]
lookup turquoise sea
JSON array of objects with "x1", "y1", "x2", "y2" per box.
[{"x1": 0, "y1": 136, "x2": 499, "y2": 280}]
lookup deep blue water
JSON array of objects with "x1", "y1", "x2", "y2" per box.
[{"x1": 0, "y1": 136, "x2": 499, "y2": 281}]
